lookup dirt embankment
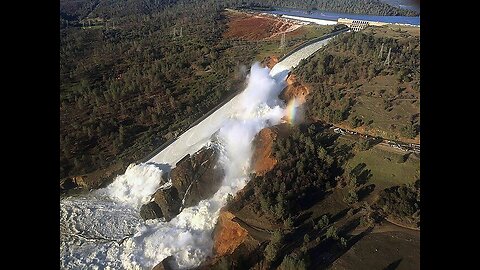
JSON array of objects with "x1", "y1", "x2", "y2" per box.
[
  {"x1": 251, "y1": 127, "x2": 278, "y2": 177},
  {"x1": 280, "y1": 73, "x2": 310, "y2": 105},
  {"x1": 223, "y1": 11, "x2": 302, "y2": 41},
  {"x1": 204, "y1": 70, "x2": 313, "y2": 268},
  {"x1": 212, "y1": 211, "x2": 249, "y2": 257},
  {"x1": 251, "y1": 72, "x2": 310, "y2": 177},
  {"x1": 261, "y1": 55, "x2": 279, "y2": 69}
]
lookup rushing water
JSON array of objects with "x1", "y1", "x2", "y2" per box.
[
  {"x1": 59, "y1": 28, "x2": 349, "y2": 270},
  {"x1": 60, "y1": 63, "x2": 290, "y2": 269}
]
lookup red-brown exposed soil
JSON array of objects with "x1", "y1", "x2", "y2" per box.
[
  {"x1": 261, "y1": 55, "x2": 279, "y2": 69},
  {"x1": 212, "y1": 211, "x2": 249, "y2": 257},
  {"x1": 224, "y1": 11, "x2": 302, "y2": 41},
  {"x1": 251, "y1": 127, "x2": 278, "y2": 176},
  {"x1": 280, "y1": 73, "x2": 310, "y2": 104}
]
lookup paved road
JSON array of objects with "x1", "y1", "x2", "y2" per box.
[{"x1": 331, "y1": 126, "x2": 420, "y2": 154}]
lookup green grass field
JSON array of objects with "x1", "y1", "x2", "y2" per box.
[
  {"x1": 338, "y1": 136, "x2": 419, "y2": 190},
  {"x1": 349, "y1": 75, "x2": 419, "y2": 140}
]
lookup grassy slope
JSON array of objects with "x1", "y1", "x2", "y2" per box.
[
  {"x1": 295, "y1": 25, "x2": 420, "y2": 144},
  {"x1": 338, "y1": 136, "x2": 419, "y2": 190}
]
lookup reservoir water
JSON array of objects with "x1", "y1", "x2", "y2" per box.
[{"x1": 266, "y1": 7, "x2": 420, "y2": 26}]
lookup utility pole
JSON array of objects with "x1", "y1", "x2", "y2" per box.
[
  {"x1": 384, "y1": 47, "x2": 391, "y2": 66},
  {"x1": 379, "y1": 43, "x2": 384, "y2": 58}
]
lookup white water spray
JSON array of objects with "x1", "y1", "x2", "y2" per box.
[{"x1": 60, "y1": 62, "x2": 293, "y2": 269}]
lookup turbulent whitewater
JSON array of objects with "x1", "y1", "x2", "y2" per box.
[{"x1": 60, "y1": 63, "x2": 292, "y2": 269}]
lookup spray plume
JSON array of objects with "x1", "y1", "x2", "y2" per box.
[{"x1": 60, "y1": 62, "x2": 293, "y2": 269}]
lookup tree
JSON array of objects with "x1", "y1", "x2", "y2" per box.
[
  {"x1": 303, "y1": 233, "x2": 310, "y2": 244},
  {"x1": 356, "y1": 137, "x2": 370, "y2": 151},
  {"x1": 344, "y1": 189, "x2": 359, "y2": 205},
  {"x1": 283, "y1": 216, "x2": 294, "y2": 229},
  {"x1": 280, "y1": 254, "x2": 308, "y2": 270},
  {"x1": 401, "y1": 123, "x2": 417, "y2": 139},
  {"x1": 265, "y1": 231, "x2": 282, "y2": 262},
  {"x1": 340, "y1": 237, "x2": 348, "y2": 248},
  {"x1": 317, "y1": 214, "x2": 329, "y2": 229},
  {"x1": 326, "y1": 225, "x2": 338, "y2": 240},
  {"x1": 349, "y1": 115, "x2": 363, "y2": 128}
]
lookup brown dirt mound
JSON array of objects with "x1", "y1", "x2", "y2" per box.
[
  {"x1": 212, "y1": 211, "x2": 249, "y2": 257},
  {"x1": 261, "y1": 55, "x2": 279, "y2": 69},
  {"x1": 224, "y1": 11, "x2": 301, "y2": 41},
  {"x1": 280, "y1": 73, "x2": 310, "y2": 105},
  {"x1": 251, "y1": 127, "x2": 278, "y2": 176}
]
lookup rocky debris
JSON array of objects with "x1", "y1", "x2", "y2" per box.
[
  {"x1": 140, "y1": 146, "x2": 224, "y2": 221},
  {"x1": 60, "y1": 161, "x2": 127, "y2": 192},
  {"x1": 171, "y1": 147, "x2": 224, "y2": 208},
  {"x1": 154, "y1": 187, "x2": 181, "y2": 222},
  {"x1": 152, "y1": 256, "x2": 175, "y2": 270},
  {"x1": 170, "y1": 155, "x2": 194, "y2": 201},
  {"x1": 261, "y1": 56, "x2": 279, "y2": 69},
  {"x1": 140, "y1": 201, "x2": 163, "y2": 220}
]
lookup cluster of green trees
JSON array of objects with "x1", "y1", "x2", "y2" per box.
[
  {"x1": 60, "y1": 0, "x2": 417, "y2": 25},
  {"x1": 376, "y1": 179, "x2": 420, "y2": 225},
  {"x1": 295, "y1": 28, "x2": 420, "y2": 137},
  {"x1": 60, "y1": 0, "x2": 267, "y2": 178},
  {"x1": 249, "y1": 124, "x2": 350, "y2": 224},
  {"x1": 59, "y1": 0, "x2": 419, "y2": 179}
]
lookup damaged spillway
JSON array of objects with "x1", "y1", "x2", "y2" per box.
[{"x1": 60, "y1": 33, "x2": 341, "y2": 270}]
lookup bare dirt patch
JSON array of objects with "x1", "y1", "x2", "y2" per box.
[
  {"x1": 223, "y1": 11, "x2": 302, "y2": 41},
  {"x1": 212, "y1": 211, "x2": 249, "y2": 257},
  {"x1": 280, "y1": 73, "x2": 310, "y2": 104},
  {"x1": 251, "y1": 127, "x2": 278, "y2": 177}
]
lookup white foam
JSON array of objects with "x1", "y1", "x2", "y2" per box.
[
  {"x1": 98, "y1": 163, "x2": 165, "y2": 210},
  {"x1": 60, "y1": 62, "x2": 290, "y2": 269}
]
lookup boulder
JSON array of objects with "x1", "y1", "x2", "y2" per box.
[
  {"x1": 141, "y1": 146, "x2": 225, "y2": 222},
  {"x1": 154, "y1": 188, "x2": 181, "y2": 222},
  {"x1": 172, "y1": 147, "x2": 224, "y2": 208},
  {"x1": 140, "y1": 201, "x2": 163, "y2": 220},
  {"x1": 152, "y1": 256, "x2": 175, "y2": 270},
  {"x1": 170, "y1": 154, "x2": 194, "y2": 200},
  {"x1": 60, "y1": 177, "x2": 77, "y2": 190}
]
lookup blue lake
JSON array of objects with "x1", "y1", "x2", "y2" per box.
[{"x1": 267, "y1": 7, "x2": 420, "y2": 26}]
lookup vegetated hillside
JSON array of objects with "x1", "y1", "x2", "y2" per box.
[
  {"x1": 206, "y1": 121, "x2": 420, "y2": 269},
  {"x1": 59, "y1": 2, "x2": 266, "y2": 181},
  {"x1": 59, "y1": 0, "x2": 418, "y2": 24},
  {"x1": 60, "y1": 2, "x2": 244, "y2": 180},
  {"x1": 202, "y1": 26, "x2": 420, "y2": 270},
  {"x1": 59, "y1": 0, "x2": 346, "y2": 185},
  {"x1": 295, "y1": 26, "x2": 420, "y2": 143}
]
